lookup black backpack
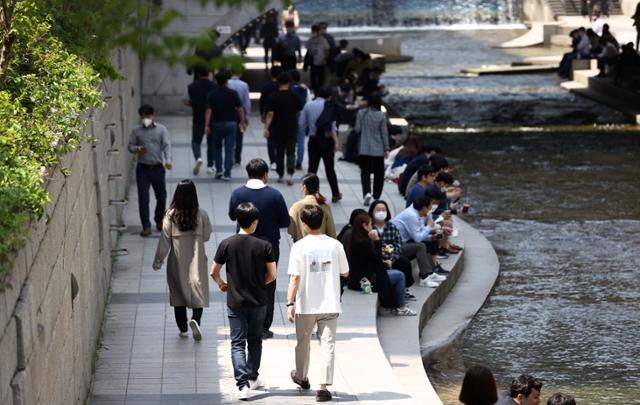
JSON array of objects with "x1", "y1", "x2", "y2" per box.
[{"x1": 315, "y1": 100, "x2": 336, "y2": 137}]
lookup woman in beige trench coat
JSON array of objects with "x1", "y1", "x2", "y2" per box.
[{"x1": 153, "y1": 180, "x2": 212, "y2": 341}]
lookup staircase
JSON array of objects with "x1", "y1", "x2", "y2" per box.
[{"x1": 546, "y1": 0, "x2": 623, "y2": 18}]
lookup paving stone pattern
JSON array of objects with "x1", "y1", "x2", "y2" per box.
[{"x1": 90, "y1": 114, "x2": 413, "y2": 404}]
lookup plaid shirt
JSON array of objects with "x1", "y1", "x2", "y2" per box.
[{"x1": 374, "y1": 222, "x2": 403, "y2": 262}]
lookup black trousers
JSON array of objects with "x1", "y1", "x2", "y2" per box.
[
  {"x1": 174, "y1": 307, "x2": 203, "y2": 333},
  {"x1": 136, "y1": 163, "x2": 166, "y2": 230},
  {"x1": 308, "y1": 135, "x2": 340, "y2": 197},
  {"x1": 234, "y1": 123, "x2": 244, "y2": 164},
  {"x1": 263, "y1": 243, "x2": 280, "y2": 332},
  {"x1": 358, "y1": 155, "x2": 385, "y2": 199},
  {"x1": 310, "y1": 64, "x2": 326, "y2": 93},
  {"x1": 275, "y1": 132, "x2": 297, "y2": 177}
]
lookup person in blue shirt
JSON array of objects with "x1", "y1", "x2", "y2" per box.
[
  {"x1": 228, "y1": 158, "x2": 290, "y2": 339},
  {"x1": 405, "y1": 165, "x2": 436, "y2": 208}
]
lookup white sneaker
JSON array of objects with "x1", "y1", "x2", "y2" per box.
[
  {"x1": 277, "y1": 176, "x2": 284, "y2": 184},
  {"x1": 193, "y1": 158, "x2": 203, "y2": 175},
  {"x1": 363, "y1": 193, "x2": 373, "y2": 206},
  {"x1": 427, "y1": 273, "x2": 447, "y2": 282},
  {"x1": 238, "y1": 385, "x2": 250, "y2": 400},
  {"x1": 248, "y1": 377, "x2": 264, "y2": 390},
  {"x1": 395, "y1": 306, "x2": 417, "y2": 316},
  {"x1": 188, "y1": 319, "x2": 202, "y2": 341},
  {"x1": 270, "y1": 162, "x2": 277, "y2": 171},
  {"x1": 286, "y1": 175, "x2": 294, "y2": 186},
  {"x1": 419, "y1": 275, "x2": 441, "y2": 288},
  {"x1": 179, "y1": 331, "x2": 189, "y2": 338},
  {"x1": 222, "y1": 175, "x2": 231, "y2": 182},
  {"x1": 206, "y1": 166, "x2": 215, "y2": 175}
]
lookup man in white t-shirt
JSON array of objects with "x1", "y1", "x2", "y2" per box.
[{"x1": 286, "y1": 204, "x2": 349, "y2": 402}]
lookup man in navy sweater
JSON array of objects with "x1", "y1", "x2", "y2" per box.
[{"x1": 229, "y1": 158, "x2": 290, "y2": 339}]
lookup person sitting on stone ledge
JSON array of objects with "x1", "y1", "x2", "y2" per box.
[
  {"x1": 496, "y1": 374, "x2": 543, "y2": 405},
  {"x1": 594, "y1": 36, "x2": 619, "y2": 77},
  {"x1": 613, "y1": 43, "x2": 640, "y2": 88},
  {"x1": 346, "y1": 212, "x2": 417, "y2": 316}
]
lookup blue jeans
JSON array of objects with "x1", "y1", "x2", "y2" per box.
[
  {"x1": 296, "y1": 125, "x2": 305, "y2": 166},
  {"x1": 191, "y1": 123, "x2": 215, "y2": 167},
  {"x1": 135, "y1": 163, "x2": 166, "y2": 230},
  {"x1": 228, "y1": 305, "x2": 266, "y2": 388},
  {"x1": 387, "y1": 269, "x2": 406, "y2": 307},
  {"x1": 211, "y1": 121, "x2": 236, "y2": 177}
]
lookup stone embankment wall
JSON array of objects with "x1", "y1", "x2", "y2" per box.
[{"x1": 0, "y1": 48, "x2": 140, "y2": 405}]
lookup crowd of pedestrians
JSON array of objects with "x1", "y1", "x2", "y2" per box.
[{"x1": 123, "y1": 7, "x2": 589, "y2": 404}]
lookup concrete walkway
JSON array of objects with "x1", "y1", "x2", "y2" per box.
[{"x1": 89, "y1": 113, "x2": 420, "y2": 405}]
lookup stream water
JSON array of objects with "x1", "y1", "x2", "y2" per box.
[{"x1": 383, "y1": 30, "x2": 640, "y2": 404}]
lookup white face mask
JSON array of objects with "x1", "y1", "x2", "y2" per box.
[
  {"x1": 142, "y1": 118, "x2": 153, "y2": 128},
  {"x1": 428, "y1": 204, "x2": 438, "y2": 215},
  {"x1": 441, "y1": 187, "x2": 448, "y2": 193},
  {"x1": 374, "y1": 211, "x2": 387, "y2": 222}
]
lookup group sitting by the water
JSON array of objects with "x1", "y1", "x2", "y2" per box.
[
  {"x1": 558, "y1": 14, "x2": 640, "y2": 88},
  {"x1": 459, "y1": 367, "x2": 579, "y2": 405}
]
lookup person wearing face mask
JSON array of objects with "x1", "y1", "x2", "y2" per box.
[
  {"x1": 390, "y1": 195, "x2": 448, "y2": 287},
  {"x1": 288, "y1": 174, "x2": 336, "y2": 242},
  {"x1": 368, "y1": 200, "x2": 416, "y2": 297},
  {"x1": 346, "y1": 213, "x2": 416, "y2": 316},
  {"x1": 406, "y1": 165, "x2": 436, "y2": 208},
  {"x1": 128, "y1": 104, "x2": 173, "y2": 237},
  {"x1": 497, "y1": 374, "x2": 543, "y2": 405}
]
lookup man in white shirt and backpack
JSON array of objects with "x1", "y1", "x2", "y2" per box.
[{"x1": 286, "y1": 205, "x2": 349, "y2": 402}]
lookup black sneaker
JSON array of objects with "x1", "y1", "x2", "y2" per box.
[
  {"x1": 434, "y1": 264, "x2": 450, "y2": 274},
  {"x1": 261, "y1": 330, "x2": 274, "y2": 340},
  {"x1": 291, "y1": 370, "x2": 310, "y2": 390},
  {"x1": 295, "y1": 163, "x2": 302, "y2": 170},
  {"x1": 316, "y1": 389, "x2": 332, "y2": 402}
]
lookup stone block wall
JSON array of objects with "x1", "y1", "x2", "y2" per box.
[{"x1": 0, "y1": 47, "x2": 140, "y2": 405}]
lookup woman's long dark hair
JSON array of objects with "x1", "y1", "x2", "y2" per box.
[
  {"x1": 301, "y1": 173, "x2": 326, "y2": 205},
  {"x1": 169, "y1": 180, "x2": 199, "y2": 232},
  {"x1": 348, "y1": 213, "x2": 373, "y2": 256}
]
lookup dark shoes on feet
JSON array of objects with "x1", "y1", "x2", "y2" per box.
[
  {"x1": 331, "y1": 193, "x2": 342, "y2": 203},
  {"x1": 156, "y1": 222, "x2": 162, "y2": 231},
  {"x1": 290, "y1": 370, "x2": 310, "y2": 390},
  {"x1": 316, "y1": 389, "x2": 332, "y2": 402},
  {"x1": 261, "y1": 330, "x2": 274, "y2": 340},
  {"x1": 140, "y1": 228, "x2": 151, "y2": 237}
]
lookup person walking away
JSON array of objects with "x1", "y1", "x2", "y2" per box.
[
  {"x1": 211, "y1": 203, "x2": 277, "y2": 400},
  {"x1": 128, "y1": 104, "x2": 173, "y2": 237},
  {"x1": 355, "y1": 95, "x2": 389, "y2": 206},
  {"x1": 228, "y1": 67, "x2": 251, "y2": 166},
  {"x1": 260, "y1": 66, "x2": 283, "y2": 170},
  {"x1": 287, "y1": 205, "x2": 349, "y2": 402},
  {"x1": 205, "y1": 69, "x2": 246, "y2": 181},
  {"x1": 228, "y1": 159, "x2": 290, "y2": 339},
  {"x1": 299, "y1": 86, "x2": 342, "y2": 202},
  {"x1": 153, "y1": 180, "x2": 212, "y2": 340},
  {"x1": 319, "y1": 22, "x2": 338, "y2": 79},
  {"x1": 186, "y1": 68, "x2": 216, "y2": 175},
  {"x1": 281, "y1": 5, "x2": 299, "y2": 32},
  {"x1": 633, "y1": 2, "x2": 640, "y2": 51},
  {"x1": 275, "y1": 20, "x2": 302, "y2": 71},
  {"x1": 264, "y1": 71, "x2": 304, "y2": 185},
  {"x1": 261, "y1": 12, "x2": 278, "y2": 66},
  {"x1": 288, "y1": 174, "x2": 337, "y2": 242},
  {"x1": 305, "y1": 24, "x2": 330, "y2": 94},
  {"x1": 290, "y1": 69, "x2": 309, "y2": 170}
]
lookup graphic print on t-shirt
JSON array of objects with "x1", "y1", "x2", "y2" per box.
[{"x1": 306, "y1": 252, "x2": 332, "y2": 274}]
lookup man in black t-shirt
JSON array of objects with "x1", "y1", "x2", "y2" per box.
[
  {"x1": 263, "y1": 71, "x2": 304, "y2": 185},
  {"x1": 205, "y1": 70, "x2": 246, "y2": 181},
  {"x1": 211, "y1": 203, "x2": 276, "y2": 400},
  {"x1": 186, "y1": 68, "x2": 216, "y2": 175}
]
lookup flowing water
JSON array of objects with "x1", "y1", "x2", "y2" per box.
[
  {"x1": 296, "y1": 0, "x2": 522, "y2": 27},
  {"x1": 383, "y1": 30, "x2": 640, "y2": 404}
]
